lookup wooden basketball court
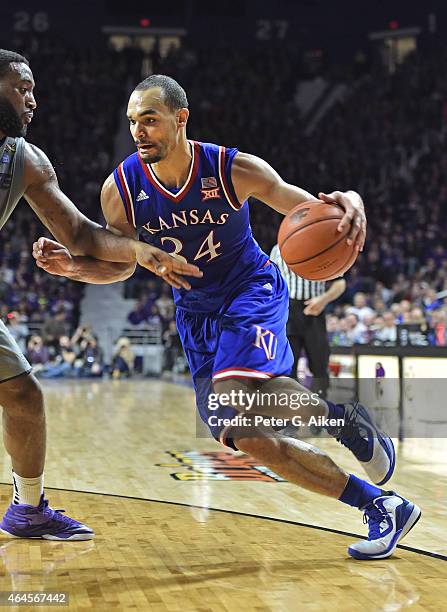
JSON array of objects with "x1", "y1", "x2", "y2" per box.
[{"x1": 0, "y1": 379, "x2": 445, "y2": 610}]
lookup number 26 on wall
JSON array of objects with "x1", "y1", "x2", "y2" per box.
[{"x1": 13, "y1": 11, "x2": 49, "y2": 32}]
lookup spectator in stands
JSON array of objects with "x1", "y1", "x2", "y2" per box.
[
  {"x1": 374, "y1": 281, "x2": 393, "y2": 306},
  {"x1": 26, "y1": 335, "x2": 50, "y2": 368},
  {"x1": 147, "y1": 305, "x2": 162, "y2": 328},
  {"x1": 372, "y1": 297, "x2": 386, "y2": 316},
  {"x1": 429, "y1": 309, "x2": 447, "y2": 346},
  {"x1": 56, "y1": 335, "x2": 77, "y2": 369},
  {"x1": 111, "y1": 337, "x2": 135, "y2": 379},
  {"x1": 71, "y1": 324, "x2": 93, "y2": 348},
  {"x1": 346, "y1": 292, "x2": 375, "y2": 322},
  {"x1": 0, "y1": 263, "x2": 14, "y2": 285},
  {"x1": 30, "y1": 302, "x2": 49, "y2": 324},
  {"x1": 77, "y1": 335, "x2": 104, "y2": 378},
  {"x1": 41, "y1": 307, "x2": 70, "y2": 349},
  {"x1": 362, "y1": 313, "x2": 376, "y2": 331},
  {"x1": 370, "y1": 315, "x2": 385, "y2": 341},
  {"x1": 144, "y1": 280, "x2": 160, "y2": 305},
  {"x1": 409, "y1": 307, "x2": 427, "y2": 327},
  {"x1": 396, "y1": 300, "x2": 412, "y2": 323},
  {"x1": 374, "y1": 312, "x2": 397, "y2": 344},
  {"x1": 6, "y1": 311, "x2": 29, "y2": 353},
  {"x1": 39, "y1": 336, "x2": 77, "y2": 379},
  {"x1": 422, "y1": 287, "x2": 443, "y2": 312},
  {"x1": 344, "y1": 313, "x2": 368, "y2": 345},
  {"x1": 326, "y1": 315, "x2": 340, "y2": 345},
  {"x1": 52, "y1": 287, "x2": 75, "y2": 322},
  {"x1": 127, "y1": 296, "x2": 153, "y2": 326},
  {"x1": 162, "y1": 321, "x2": 183, "y2": 372},
  {"x1": 332, "y1": 317, "x2": 350, "y2": 347},
  {"x1": 16, "y1": 301, "x2": 30, "y2": 324},
  {"x1": 155, "y1": 286, "x2": 175, "y2": 330},
  {"x1": 15, "y1": 262, "x2": 32, "y2": 291}
]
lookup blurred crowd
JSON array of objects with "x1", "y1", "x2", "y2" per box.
[
  {"x1": 0, "y1": 207, "x2": 107, "y2": 376},
  {"x1": 126, "y1": 279, "x2": 183, "y2": 372},
  {"x1": 0, "y1": 38, "x2": 146, "y2": 376},
  {"x1": 3, "y1": 37, "x2": 447, "y2": 375},
  {"x1": 327, "y1": 289, "x2": 446, "y2": 347},
  {"x1": 27, "y1": 325, "x2": 103, "y2": 379},
  {"x1": 128, "y1": 39, "x2": 447, "y2": 347},
  {"x1": 158, "y1": 41, "x2": 447, "y2": 281},
  {"x1": 0, "y1": 205, "x2": 85, "y2": 351},
  {"x1": 21, "y1": 38, "x2": 143, "y2": 219},
  {"x1": 125, "y1": 41, "x2": 447, "y2": 346}
]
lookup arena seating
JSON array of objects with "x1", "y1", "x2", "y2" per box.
[{"x1": 4, "y1": 37, "x2": 447, "y2": 374}]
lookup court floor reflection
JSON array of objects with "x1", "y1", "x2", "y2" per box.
[{"x1": 0, "y1": 488, "x2": 444, "y2": 611}]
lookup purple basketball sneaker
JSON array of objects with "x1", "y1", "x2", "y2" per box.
[{"x1": 0, "y1": 495, "x2": 94, "y2": 540}]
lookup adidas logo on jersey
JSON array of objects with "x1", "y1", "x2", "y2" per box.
[{"x1": 137, "y1": 190, "x2": 149, "y2": 202}]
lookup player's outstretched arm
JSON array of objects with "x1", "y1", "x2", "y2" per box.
[
  {"x1": 26, "y1": 145, "x2": 203, "y2": 288},
  {"x1": 232, "y1": 152, "x2": 366, "y2": 251},
  {"x1": 32, "y1": 237, "x2": 134, "y2": 284},
  {"x1": 23, "y1": 143, "x2": 139, "y2": 263},
  {"x1": 32, "y1": 172, "x2": 204, "y2": 289}
]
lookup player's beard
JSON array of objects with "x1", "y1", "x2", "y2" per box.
[
  {"x1": 142, "y1": 152, "x2": 163, "y2": 164},
  {"x1": 0, "y1": 95, "x2": 26, "y2": 137},
  {"x1": 139, "y1": 141, "x2": 168, "y2": 164}
]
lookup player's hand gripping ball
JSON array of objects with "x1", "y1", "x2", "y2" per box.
[{"x1": 277, "y1": 200, "x2": 359, "y2": 280}]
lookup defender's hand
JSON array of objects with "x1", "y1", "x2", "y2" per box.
[
  {"x1": 318, "y1": 190, "x2": 366, "y2": 252},
  {"x1": 303, "y1": 295, "x2": 327, "y2": 316},
  {"x1": 32, "y1": 237, "x2": 75, "y2": 276},
  {"x1": 135, "y1": 242, "x2": 203, "y2": 290}
]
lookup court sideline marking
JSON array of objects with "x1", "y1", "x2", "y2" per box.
[{"x1": 1, "y1": 483, "x2": 443, "y2": 562}]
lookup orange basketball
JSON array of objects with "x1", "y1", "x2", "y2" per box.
[{"x1": 277, "y1": 199, "x2": 358, "y2": 281}]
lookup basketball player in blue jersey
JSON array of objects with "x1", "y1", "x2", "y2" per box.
[
  {"x1": 36, "y1": 74, "x2": 420, "y2": 560},
  {"x1": 0, "y1": 50, "x2": 202, "y2": 541}
]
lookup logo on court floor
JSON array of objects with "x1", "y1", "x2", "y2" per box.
[{"x1": 156, "y1": 450, "x2": 285, "y2": 482}]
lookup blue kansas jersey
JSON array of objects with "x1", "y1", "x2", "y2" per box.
[
  {"x1": 114, "y1": 140, "x2": 294, "y2": 450},
  {"x1": 113, "y1": 141, "x2": 268, "y2": 311}
]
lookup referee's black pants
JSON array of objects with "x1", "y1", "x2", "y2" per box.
[{"x1": 286, "y1": 299, "x2": 330, "y2": 398}]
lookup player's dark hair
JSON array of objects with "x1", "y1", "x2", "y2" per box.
[
  {"x1": 134, "y1": 74, "x2": 188, "y2": 111},
  {"x1": 0, "y1": 49, "x2": 29, "y2": 80}
]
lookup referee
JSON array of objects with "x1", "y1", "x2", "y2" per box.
[{"x1": 270, "y1": 244, "x2": 346, "y2": 398}]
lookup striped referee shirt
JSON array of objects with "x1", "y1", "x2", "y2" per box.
[{"x1": 270, "y1": 244, "x2": 326, "y2": 300}]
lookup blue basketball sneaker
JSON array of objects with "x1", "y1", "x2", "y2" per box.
[
  {"x1": 348, "y1": 492, "x2": 421, "y2": 560},
  {"x1": 0, "y1": 495, "x2": 94, "y2": 540},
  {"x1": 334, "y1": 403, "x2": 396, "y2": 485}
]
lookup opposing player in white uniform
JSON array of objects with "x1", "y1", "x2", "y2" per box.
[{"x1": 0, "y1": 49, "x2": 201, "y2": 540}]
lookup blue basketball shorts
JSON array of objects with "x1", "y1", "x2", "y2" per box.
[{"x1": 176, "y1": 262, "x2": 294, "y2": 450}]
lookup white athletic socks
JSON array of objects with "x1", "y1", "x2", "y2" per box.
[{"x1": 12, "y1": 471, "x2": 44, "y2": 506}]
